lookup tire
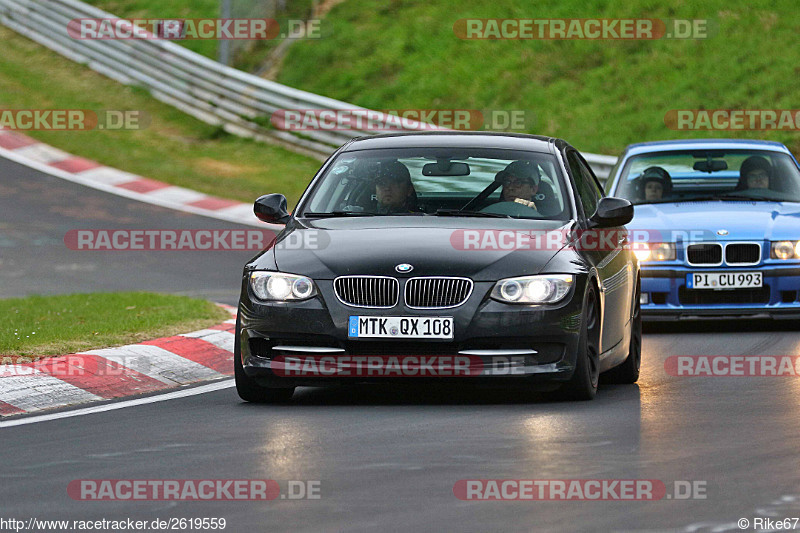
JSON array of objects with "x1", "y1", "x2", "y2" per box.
[
  {"x1": 559, "y1": 284, "x2": 600, "y2": 401},
  {"x1": 234, "y1": 316, "x2": 295, "y2": 403},
  {"x1": 604, "y1": 278, "x2": 641, "y2": 384}
]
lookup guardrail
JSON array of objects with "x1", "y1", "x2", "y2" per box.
[{"x1": 0, "y1": 0, "x2": 618, "y2": 179}]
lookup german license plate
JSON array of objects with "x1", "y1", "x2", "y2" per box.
[
  {"x1": 348, "y1": 316, "x2": 454, "y2": 339},
  {"x1": 686, "y1": 272, "x2": 762, "y2": 289}
]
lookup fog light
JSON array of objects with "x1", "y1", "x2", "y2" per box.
[{"x1": 640, "y1": 293, "x2": 650, "y2": 305}]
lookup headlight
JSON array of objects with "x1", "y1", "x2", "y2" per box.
[
  {"x1": 771, "y1": 241, "x2": 800, "y2": 260},
  {"x1": 491, "y1": 275, "x2": 574, "y2": 304},
  {"x1": 633, "y1": 242, "x2": 675, "y2": 262},
  {"x1": 249, "y1": 271, "x2": 316, "y2": 301},
  {"x1": 633, "y1": 243, "x2": 650, "y2": 262}
]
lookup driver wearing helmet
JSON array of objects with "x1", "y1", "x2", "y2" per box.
[
  {"x1": 374, "y1": 161, "x2": 419, "y2": 214},
  {"x1": 737, "y1": 156, "x2": 772, "y2": 190}
]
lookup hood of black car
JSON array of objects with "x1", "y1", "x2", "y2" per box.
[{"x1": 265, "y1": 216, "x2": 571, "y2": 281}]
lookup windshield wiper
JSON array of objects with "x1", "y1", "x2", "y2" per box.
[
  {"x1": 708, "y1": 194, "x2": 779, "y2": 202},
  {"x1": 650, "y1": 194, "x2": 780, "y2": 203},
  {"x1": 301, "y1": 211, "x2": 375, "y2": 218},
  {"x1": 433, "y1": 209, "x2": 512, "y2": 218}
]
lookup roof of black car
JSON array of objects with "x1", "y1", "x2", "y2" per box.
[{"x1": 340, "y1": 131, "x2": 563, "y2": 152}]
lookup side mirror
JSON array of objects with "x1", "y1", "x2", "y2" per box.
[
  {"x1": 589, "y1": 197, "x2": 633, "y2": 228},
  {"x1": 254, "y1": 194, "x2": 290, "y2": 224}
]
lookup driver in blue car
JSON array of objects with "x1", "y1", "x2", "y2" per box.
[
  {"x1": 498, "y1": 160, "x2": 540, "y2": 209},
  {"x1": 738, "y1": 156, "x2": 773, "y2": 190},
  {"x1": 374, "y1": 161, "x2": 420, "y2": 213}
]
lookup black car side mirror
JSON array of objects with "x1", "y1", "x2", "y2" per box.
[
  {"x1": 254, "y1": 194, "x2": 290, "y2": 224},
  {"x1": 589, "y1": 197, "x2": 634, "y2": 228}
]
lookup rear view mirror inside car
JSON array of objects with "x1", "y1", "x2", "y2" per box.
[
  {"x1": 693, "y1": 159, "x2": 728, "y2": 172},
  {"x1": 422, "y1": 161, "x2": 470, "y2": 176}
]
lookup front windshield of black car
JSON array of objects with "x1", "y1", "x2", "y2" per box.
[
  {"x1": 613, "y1": 149, "x2": 800, "y2": 205},
  {"x1": 300, "y1": 147, "x2": 572, "y2": 220}
]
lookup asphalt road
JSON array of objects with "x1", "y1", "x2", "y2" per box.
[
  {"x1": 0, "y1": 156, "x2": 256, "y2": 305},
  {"x1": 3, "y1": 155, "x2": 800, "y2": 532}
]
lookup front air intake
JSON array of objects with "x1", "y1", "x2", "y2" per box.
[
  {"x1": 333, "y1": 276, "x2": 399, "y2": 308},
  {"x1": 404, "y1": 277, "x2": 473, "y2": 309}
]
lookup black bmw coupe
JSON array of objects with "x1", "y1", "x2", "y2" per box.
[{"x1": 235, "y1": 132, "x2": 641, "y2": 401}]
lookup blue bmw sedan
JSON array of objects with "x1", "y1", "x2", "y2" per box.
[{"x1": 606, "y1": 139, "x2": 800, "y2": 320}]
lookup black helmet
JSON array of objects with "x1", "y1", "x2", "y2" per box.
[
  {"x1": 374, "y1": 160, "x2": 412, "y2": 185},
  {"x1": 497, "y1": 160, "x2": 540, "y2": 186},
  {"x1": 640, "y1": 166, "x2": 672, "y2": 195},
  {"x1": 736, "y1": 156, "x2": 772, "y2": 190},
  {"x1": 740, "y1": 156, "x2": 772, "y2": 179}
]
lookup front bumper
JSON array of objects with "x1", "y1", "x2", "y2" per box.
[
  {"x1": 237, "y1": 278, "x2": 585, "y2": 387},
  {"x1": 640, "y1": 265, "x2": 800, "y2": 320}
]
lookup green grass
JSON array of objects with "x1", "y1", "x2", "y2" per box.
[
  {"x1": 82, "y1": 0, "x2": 220, "y2": 58},
  {"x1": 0, "y1": 292, "x2": 230, "y2": 359},
  {"x1": 82, "y1": 0, "x2": 315, "y2": 71},
  {"x1": 9, "y1": 0, "x2": 796, "y2": 209},
  {"x1": 0, "y1": 26, "x2": 320, "y2": 207},
  {"x1": 274, "y1": 0, "x2": 800, "y2": 155}
]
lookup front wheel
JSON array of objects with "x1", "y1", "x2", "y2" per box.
[
  {"x1": 604, "y1": 278, "x2": 641, "y2": 384},
  {"x1": 234, "y1": 316, "x2": 295, "y2": 403},
  {"x1": 559, "y1": 284, "x2": 600, "y2": 401}
]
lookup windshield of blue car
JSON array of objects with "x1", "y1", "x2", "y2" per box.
[
  {"x1": 300, "y1": 148, "x2": 572, "y2": 220},
  {"x1": 613, "y1": 149, "x2": 800, "y2": 205}
]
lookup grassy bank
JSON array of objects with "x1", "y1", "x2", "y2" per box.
[
  {"x1": 274, "y1": 0, "x2": 800, "y2": 155},
  {"x1": 0, "y1": 26, "x2": 319, "y2": 206},
  {"x1": 0, "y1": 292, "x2": 230, "y2": 358},
  {"x1": 83, "y1": 0, "x2": 315, "y2": 71},
  {"x1": 6, "y1": 0, "x2": 794, "y2": 204}
]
